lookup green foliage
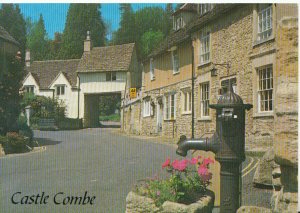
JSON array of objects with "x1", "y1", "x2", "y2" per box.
[
  {"x1": 0, "y1": 4, "x2": 27, "y2": 61},
  {"x1": 99, "y1": 114, "x2": 120, "y2": 122},
  {"x1": 26, "y1": 14, "x2": 50, "y2": 61},
  {"x1": 99, "y1": 94, "x2": 121, "y2": 116},
  {"x1": 113, "y1": 5, "x2": 173, "y2": 59},
  {"x1": 57, "y1": 118, "x2": 83, "y2": 130},
  {"x1": 135, "y1": 157, "x2": 213, "y2": 207},
  {"x1": 17, "y1": 114, "x2": 33, "y2": 141},
  {"x1": 140, "y1": 30, "x2": 164, "y2": 57},
  {"x1": 21, "y1": 94, "x2": 65, "y2": 125},
  {"x1": 0, "y1": 53, "x2": 24, "y2": 135},
  {"x1": 0, "y1": 132, "x2": 31, "y2": 154},
  {"x1": 59, "y1": 4, "x2": 106, "y2": 59}
]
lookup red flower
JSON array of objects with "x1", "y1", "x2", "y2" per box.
[
  {"x1": 202, "y1": 157, "x2": 214, "y2": 166},
  {"x1": 189, "y1": 157, "x2": 198, "y2": 165},
  {"x1": 172, "y1": 159, "x2": 188, "y2": 171},
  {"x1": 162, "y1": 158, "x2": 170, "y2": 169}
]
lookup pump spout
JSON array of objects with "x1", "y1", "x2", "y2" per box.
[{"x1": 176, "y1": 134, "x2": 220, "y2": 157}]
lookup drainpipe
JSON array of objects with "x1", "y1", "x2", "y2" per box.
[
  {"x1": 191, "y1": 40, "x2": 195, "y2": 139},
  {"x1": 77, "y1": 73, "x2": 80, "y2": 119}
]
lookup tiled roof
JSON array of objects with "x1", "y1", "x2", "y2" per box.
[
  {"x1": 0, "y1": 26, "x2": 19, "y2": 45},
  {"x1": 187, "y1": 4, "x2": 237, "y2": 32},
  {"x1": 25, "y1": 59, "x2": 80, "y2": 89},
  {"x1": 173, "y1": 3, "x2": 198, "y2": 16},
  {"x1": 148, "y1": 28, "x2": 190, "y2": 58},
  {"x1": 147, "y1": 4, "x2": 237, "y2": 59},
  {"x1": 77, "y1": 43, "x2": 135, "y2": 72}
]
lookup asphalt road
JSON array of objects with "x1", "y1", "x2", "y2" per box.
[{"x1": 0, "y1": 128, "x2": 272, "y2": 213}]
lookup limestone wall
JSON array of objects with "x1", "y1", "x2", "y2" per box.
[{"x1": 272, "y1": 17, "x2": 298, "y2": 213}]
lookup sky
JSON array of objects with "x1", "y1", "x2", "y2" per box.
[{"x1": 18, "y1": 3, "x2": 172, "y2": 40}]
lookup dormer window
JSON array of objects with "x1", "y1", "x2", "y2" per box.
[
  {"x1": 24, "y1": 85, "x2": 34, "y2": 94},
  {"x1": 173, "y1": 15, "x2": 183, "y2": 31},
  {"x1": 198, "y1": 4, "x2": 214, "y2": 16},
  {"x1": 56, "y1": 85, "x2": 65, "y2": 96}
]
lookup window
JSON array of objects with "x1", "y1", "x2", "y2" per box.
[
  {"x1": 173, "y1": 15, "x2": 183, "y2": 30},
  {"x1": 220, "y1": 77, "x2": 237, "y2": 94},
  {"x1": 106, "y1": 72, "x2": 117, "y2": 81},
  {"x1": 258, "y1": 65, "x2": 273, "y2": 112},
  {"x1": 198, "y1": 4, "x2": 214, "y2": 16},
  {"x1": 200, "y1": 83, "x2": 210, "y2": 117},
  {"x1": 172, "y1": 49, "x2": 179, "y2": 74},
  {"x1": 150, "y1": 58, "x2": 155, "y2": 80},
  {"x1": 182, "y1": 90, "x2": 191, "y2": 113},
  {"x1": 56, "y1": 85, "x2": 65, "y2": 96},
  {"x1": 199, "y1": 28, "x2": 210, "y2": 65},
  {"x1": 143, "y1": 99, "x2": 151, "y2": 117},
  {"x1": 24, "y1": 86, "x2": 34, "y2": 94},
  {"x1": 164, "y1": 93, "x2": 176, "y2": 120},
  {"x1": 257, "y1": 4, "x2": 272, "y2": 41}
]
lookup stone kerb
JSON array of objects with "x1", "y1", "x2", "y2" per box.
[{"x1": 125, "y1": 191, "x2": 214, "y2": 213}]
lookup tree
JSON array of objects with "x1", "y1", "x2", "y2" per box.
[
  {"x1": 47, "y1": 32, "x2": 62, "y2": 59},
  {"x1": 114, "y1": 4, "x2": 135, "y2": 45},
  {"x1": 0, "y1": 53, "x2": 23, "y2": 135},
  {"x1": 0, "y1": 4, "x2": 26, "y2": 61},
  {"x1": 140, "y1": 30, "x2": 164, "y2": 57},
  {"x1": 59, "y1": 4, "x2": 106, "y2": 59},
  {"x1": 26, "y1": 14, "x2": 49, "y2": 61}
]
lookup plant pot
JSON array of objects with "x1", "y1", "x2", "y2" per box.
[{"x1": 125, "y1": 191, "x2": 214, "y2": 213}]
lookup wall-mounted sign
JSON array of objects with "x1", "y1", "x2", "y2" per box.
[{"x1": 129, "y1": 88, "x2": 136, "y2": 99}]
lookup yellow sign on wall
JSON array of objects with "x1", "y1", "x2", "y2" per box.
[{"x1": 129, "y1": 88, "x2": 136, "y2": 99}]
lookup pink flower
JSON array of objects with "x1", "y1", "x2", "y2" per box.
[
  {"x1": 189, "y1": 157, "x2": 198, "y2": 165},
  {"x1": 172, "y1": 159, "x2": 188, "y2": 171},
  {"x1": 202, "y1": 157, "x2": 214, "y2": 166},
  {"x1": 156, "y1": 191, "x2": 160, "y2": 196},
  {"x1": 162, "y1": 158, "x2": 170, "y2": 168},
  {"x1": 198, "y1": 164, "x2": 208, "y2": 176}
]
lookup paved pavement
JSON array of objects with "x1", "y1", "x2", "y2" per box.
[{"x1": 0, "y1": 128, "x2": 272, "y2": 213}]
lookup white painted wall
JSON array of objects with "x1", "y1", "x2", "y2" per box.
[
  {"x1": 49, "y1": 73, "x2": 79, "y2": 118},
  {"x1": 78, "y1": 72, "x2": 126, "y2": 118}
]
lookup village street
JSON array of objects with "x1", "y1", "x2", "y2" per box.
[{"x1": 0, "y1": 128, "x2": 272, "y2": 213}]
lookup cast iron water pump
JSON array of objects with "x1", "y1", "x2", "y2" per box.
[{"x1": 176, "y1": 85, "x2": 252, "y2": 213}]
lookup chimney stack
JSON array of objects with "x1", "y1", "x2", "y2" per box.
[
  {"x1": 25, "y1": 49, "x2": 30, "y2": 67},
  {"x1": 84, "y1": 31, "x2": 92, "y2": 52}
]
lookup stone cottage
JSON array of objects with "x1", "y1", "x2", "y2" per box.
[{"x1": 22, "y1": 33, "x2": 141, "y2": 127}]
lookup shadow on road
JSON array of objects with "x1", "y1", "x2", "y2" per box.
[{"x1": 35, "y1": 137, "x2": 62, "y2": 146}]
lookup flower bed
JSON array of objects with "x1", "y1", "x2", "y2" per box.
[{"x1": 126, "y1": 156, "x2": 215, "y2": 213}]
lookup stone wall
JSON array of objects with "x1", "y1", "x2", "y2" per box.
[
  {"x1": 122, "y1": 100, "x2": 142, "y2": 135},
  {"x1": 138, "y1": 79, "x2": 193, "y2": 139},
  {"x1": 272, "y1": 17, "x2": 298, "y2": 213},
  {"x1": 192, "y1": 5, "x2": 275, "y2": 149}
]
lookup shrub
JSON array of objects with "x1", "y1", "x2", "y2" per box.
[
  {"x1": 2, "y1": 132, "x2": 30, "y2": 154},
  {"x1": 17, "y1": 115, "x2": 33, "y2": 141},
  {"x1": 57, "y1": 118, "x2": 83, "y2": 130},
  {"x1": 21, "y1": 94, "x2": 66, "y2": 126},
  {"x1": 135, "y1": 156, "x2": 214, "y2": 207}
]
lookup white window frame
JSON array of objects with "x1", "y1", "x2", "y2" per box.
[
  {"x1": 106, "y1": 72, "x2": 117, "y2": 82},
  {"x1": 257, "y1": 4, "x2": 272, "y2": 41},
  {"x1": 199, "y1": 28, "x2": 210, "y2": 65},
  {"x1": 164, "y1": 93, "x2": 176, "y2": 120},
  {"x1": 143, "y1": 99, "x2": 151, "y2": 117},
  {"x1": 181, "y1": 89, "x2": 191, "y2": 114},
  {"x1": 24, "y1": 85, "x2": 34, "y2": 94},
  {"x1": 150, "y1": 58, "x2": 155, "y2": 80},
  {"x1": 257, "y1": 65, "x2": 273, "y2": 112},
  {"x1": 173, "y1": 15, "x2": 183, "y2": 31},
  {"x1": 172, "y1": 49, "x2": 179, "y2": 74},
  {"x1": 198, "y1": 4, "x2": 214, "y2": 16},
  {"x1": 200, "y1": 82, "x2": 210, "y2": 118},
  {"x1": 56, "y1": 85, "x2": 65, "y2": 96}
]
